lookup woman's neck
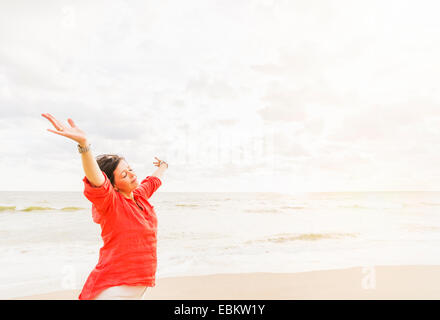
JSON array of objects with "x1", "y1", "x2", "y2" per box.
[{"x1": 119, "y1": 190, "x2": 134, "y2": 200}]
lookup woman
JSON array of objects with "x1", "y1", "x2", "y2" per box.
[{"x1": 41, "y1": 113, "x2": 168, "y2": 300}]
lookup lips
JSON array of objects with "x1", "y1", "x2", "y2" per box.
[{"x1": 131, "y1": 177, "x2": 137, "y2": 184}]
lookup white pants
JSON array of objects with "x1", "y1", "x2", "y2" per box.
[{"x1": 94, "y1": 285, "x2": 148, "y2": 300}]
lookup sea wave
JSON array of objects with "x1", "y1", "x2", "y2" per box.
[
  {"x1": 401, "y1": 224, "x2": 440, "y2": 232},
  {"x1": 279, "y1": 205, "x2": 307, "y2": 210},
  {"x1": 175, "y1": 204, "x2": 200, "y2": 207},
  {"x1": 243, "y1": 208, "x2": 281, "y2": 214},
  {"x1": 0, "y1": 206, "x2": 16, "y2": 212},
  {"x1": 59, "y1": 207, "x2": 85, "y2": 211},
  {"x1": 338, "y1": 204, "x2": 369, "y2": 209},
  {"x1": 161, "y1": 231, "x2": 225, "y2": 240},
  {"x1": 247, "y1": 232, "x2": 359, "y2": 244},
  {"x1": 0, "y1": 205, "x2": 85, "y2": 213},
  {"x1": 338, "y1": 203, "x2": 404, "y2": 210},
  {"x1": 419, "y1": 202, "x2": 440, "y2": 207}
]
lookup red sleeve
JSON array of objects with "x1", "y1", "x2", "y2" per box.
[
  {"x1": 83, "y1": 171, "x2": 118, "y2": 216},
  {"x1": 135, "y1": 176, "x2": 162, "y2": 200}
]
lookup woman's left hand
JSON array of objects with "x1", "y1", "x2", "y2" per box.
[{"x1": 153, "y1": 157, "x2": 168, "y2": 168}]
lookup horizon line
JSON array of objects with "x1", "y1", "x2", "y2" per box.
[{"x1": 1, "y1": 190, "x2": 440, "y2": 193}]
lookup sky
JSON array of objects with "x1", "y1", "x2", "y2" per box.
[{"x1": 1, "y1": 0, "x2": 440, "y2": 192}]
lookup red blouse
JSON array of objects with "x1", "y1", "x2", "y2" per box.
[{"x1": 78, "y1": 171, "x2": 162, "y2": 300}]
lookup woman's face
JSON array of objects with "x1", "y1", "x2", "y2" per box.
[{"x1": 113, "y1": 160, "x2": 139, "y2": 194}]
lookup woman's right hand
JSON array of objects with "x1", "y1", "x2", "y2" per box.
[{"x1": 42, "y1": 113, "x2": 88, "y2": 145}]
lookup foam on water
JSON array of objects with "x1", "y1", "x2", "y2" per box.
[{"x1": 1, "y1": 190, "x2": 440, "y2": 298}]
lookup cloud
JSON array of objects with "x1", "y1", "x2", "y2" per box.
[
  {"x1": 185, "y1": 73, "x2": 238, "y2": 101},
  {"x1": 1, "y1": 0, "x2": 440, "y2": 191},
  {"x1": 328, "y1": 102, "x2": 440, "y2": 143},
  {"x1": 258, "y1": 90, "x2": 307, "y2": 123}
]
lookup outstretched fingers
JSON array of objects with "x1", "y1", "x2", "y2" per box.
[
  {"x1": 42, "y1": 113, "x2": 64, "y2": 131},
  {"x1": 67, "y1": 118, "x2": 76, "y2": 128},
  {"x1": 46, "y1": 128, "x2": 67, "y2": 137},
  {"x1": 153, "y1": 157, "x2": 168, "y2": 168}
]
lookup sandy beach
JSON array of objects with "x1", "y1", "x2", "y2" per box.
[{"x1": 11, "y1": 265, "x2": 440, "y2": 300}]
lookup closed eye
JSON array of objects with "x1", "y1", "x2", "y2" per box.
[{"x1": 122, "y1": 168, "x2": 133, "y2": 178}]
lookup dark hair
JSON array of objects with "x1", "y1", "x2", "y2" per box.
[{"x1": 96, "y1": 154, "x2": 125, "y2": 186}]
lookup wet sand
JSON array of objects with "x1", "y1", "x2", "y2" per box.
[{"x1": 12, "y1": 265, "x2": 440, "y2": 300}]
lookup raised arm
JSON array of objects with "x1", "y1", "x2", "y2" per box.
[
  {"x1": 41, "y1": 113, "x2": 105, "y2": 187},
  {"x1": 134, "y1": 157, "x2": 167, "y2": 200},
  {"x1": 151, "y1": 156, "x2": 168, "y2": 179}
]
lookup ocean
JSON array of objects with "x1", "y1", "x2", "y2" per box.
[{"x1": 1, "y1": 190, "x2": 440, "y2": 299}]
